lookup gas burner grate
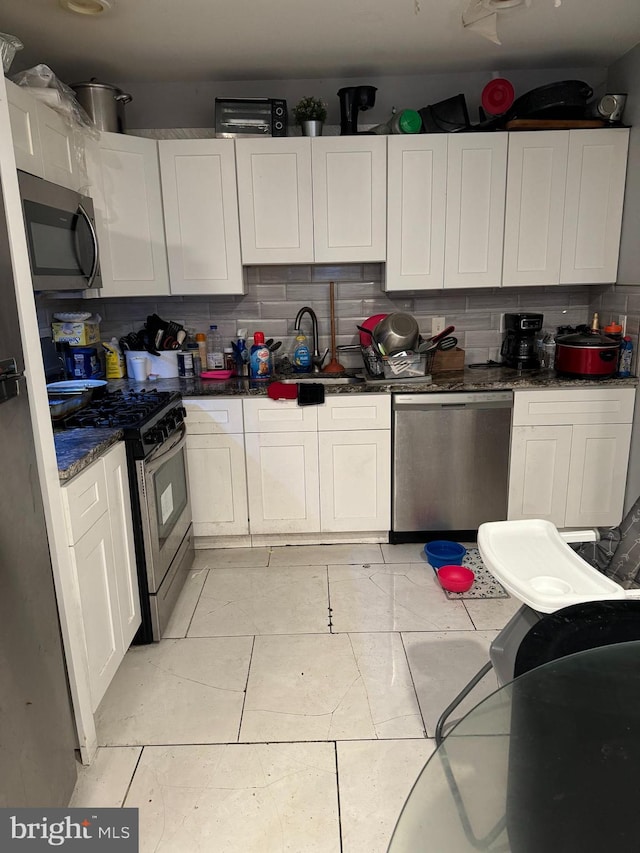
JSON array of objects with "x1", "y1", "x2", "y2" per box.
[{"x1": 63, "y1": 388, "x2": 177, "y2": 430}]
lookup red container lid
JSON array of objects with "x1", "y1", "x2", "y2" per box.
[
  {"x1": 482, "y1": 78, "x2": 515, "y2": 116},
  {"x1": 253, "y1": 331, "x2": 265, "y2": 344}
]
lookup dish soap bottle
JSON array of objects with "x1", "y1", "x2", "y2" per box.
[
  {"x1": 250, "y1": 331, "x2": 272, "y2": 380},
  {"x1": 292, "y1": 332, "x2": 312, "y2": 372}
]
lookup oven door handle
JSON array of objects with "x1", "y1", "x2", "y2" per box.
[{"x1": 145, "y1": 424, "x2": 187, "y2": 473}]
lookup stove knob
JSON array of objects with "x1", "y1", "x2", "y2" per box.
[{"x1": 143, "y1": 427, "x2": 164, "y2": 445}]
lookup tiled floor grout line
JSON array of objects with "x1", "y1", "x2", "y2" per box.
[
  {"x1": 120, "y1": 745, "x2": 145, "y2": 808},
  {"x1": 183, "y1": 567, "x2": 210, "y2": 637},
  {"x1": 333, "y1": 740, "x2": 344, "y2": 853},
  {"x1": 236, "y1": 635, "x2": 256, "y2": 743},
  {"x1": 399, "y1": 631, "x2": 429, "y2": 740}
]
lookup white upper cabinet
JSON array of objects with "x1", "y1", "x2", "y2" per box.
[
  {"x1": 37, "y1": 102, "x2": 83, "y2": 191},
  {"x1": 503, "y1": 131, "x2": 569, "y2": 287},
  {"x1": 236, "y1": 138, "x2": 314, "y2": 264},
  {"x1": 85, "y1": 132, "x2": 169, "y2": 297},
  {"x1": 445, "y1": 133, "x2": 508, "y2": 289},
  {"x1": 6, "y1": 80, "x2": 44, "y2": 179},
  {"x1": 385, "y1": 135, "x2": 447, "y2": 291},
  {"x1": 6, "y1": 80, "x2": 86, "y2": 192},
  {"x1": 312, "y1": 136, "x2": 387, "y2": 262},
  {"x1": 159, "y1": 139, "x2": 244, "y2": 295},
  {"x1": 560, "y1": 128, "x2": 629, "y2": 284}
]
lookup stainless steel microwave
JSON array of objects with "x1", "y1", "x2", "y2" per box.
[
  {"x1": 215, "y1": 98, "x2": 287, "y2": 138},
  {"x1": 17, "y1": 171, "x2": 101, "y2": 291}
]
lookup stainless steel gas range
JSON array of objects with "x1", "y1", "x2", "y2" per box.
[{"x1": 64, "y1": 388, "x2": 193, "y2": 642}]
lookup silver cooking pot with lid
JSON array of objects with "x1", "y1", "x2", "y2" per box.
[{"x1": 70, "y1": 78, "x2": 132, "y2": 133}]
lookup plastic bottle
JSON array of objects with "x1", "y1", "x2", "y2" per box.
[
  {"x1": 206, "y1": 325, "x2": 224, "y2": 370},
  {"x1": 223, "y1": 346, "x2": 236, "y2": 373},
  {"x1": 292, "y1": 332, "x2": 312, "y2": 372},
  {"x1": 372, "y1": 108, "x2": 422, "y2": 134},
  {"x1": 590, "y1": 312, "x2": 600, "y2": 332},
  {"x1": 619, "y1": 336, "x2": 633, "y2": 377},
  {"x1": 250, "y1": 331, "x2": 272, "y2": 380},
  {"x1": 236, "y1": 330, "x2": 249, "y2": 376},
  {"x1": 195, "y1": 332, "x2": 207, "y2": 369}
]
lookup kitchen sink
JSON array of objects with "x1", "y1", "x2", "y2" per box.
[{"x1": 276, "y1": 373, "x2": 365, "y2": 385}]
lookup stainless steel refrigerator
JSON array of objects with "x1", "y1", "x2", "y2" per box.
[{"x1": 0, "y1": 176, "x2": 77, "y2": 805}]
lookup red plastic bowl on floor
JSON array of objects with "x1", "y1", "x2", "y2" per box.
[{"x1": 437, "y1": 565, "x2": 475, "y2": 593}]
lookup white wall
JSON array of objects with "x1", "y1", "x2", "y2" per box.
[{"x1": 119, "y1": 66, "x2": 606, "y2": 129}]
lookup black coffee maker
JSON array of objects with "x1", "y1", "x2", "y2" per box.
[
  {"x1": 501, "y1": 313, "x2": 544, "y2": 370},
  {"x1": 337, "y1": 86, "x2": 377, "y2": 135}
]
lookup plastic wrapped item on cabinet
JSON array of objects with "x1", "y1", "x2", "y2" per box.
[{"x1": 0, "y1": 33, "x2": 22, "y2": 74}]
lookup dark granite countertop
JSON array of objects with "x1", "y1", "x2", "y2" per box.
[
  {"x1": 108, "y1": 368, "x2": 638, "y2": 397},
  {"x1": 56, "y1": 369, "x2": 638, "y2": 481},
  {"x1": 55, "y1": 427, "x2": 123, "y2": 482}
]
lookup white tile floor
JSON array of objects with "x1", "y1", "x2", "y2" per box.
[{"x1": 73, "y1": 542, "x2": 518, "y2": 852}]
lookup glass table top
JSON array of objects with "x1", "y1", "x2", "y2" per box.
[{"x1": 388, "y1": 640, "x2": 640, "y2": 853}]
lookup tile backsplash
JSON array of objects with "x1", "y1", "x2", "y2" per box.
[{"x1": 37, "y1": 264, "x2": 612, "y2": 369}]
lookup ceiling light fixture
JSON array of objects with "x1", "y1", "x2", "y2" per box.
[{"x1": 59, "y1": 0, "x2": 113, "y2": 16}]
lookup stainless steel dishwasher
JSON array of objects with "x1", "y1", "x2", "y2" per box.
[{"x1": 392, "y1": 391, "x2": 513, "y2": 536}]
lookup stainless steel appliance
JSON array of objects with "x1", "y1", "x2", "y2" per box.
[
  {"x1": 18, "y1": 171, "x2": 101, "y2": 291},
  {"x1": 392, "y1": 392, "x2": 513, "y2": 538},
  {"x1": 501, "y1": 313, "x2": 544, "y2": 370},
  {"x1": 0, "y1": 175, "x2": 77, "y2": 804},
  {"x1": 64, "y1": 389, "x2": 193, "y2": 641},
  {"x1": 70, "y1": 78, "x2": 132, "y2": 133},
  {"x1": 215, "y1": 97, "x2": 287, "y2": 138}
]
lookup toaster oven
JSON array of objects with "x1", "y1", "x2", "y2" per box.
[{"x1": 215, "y1": 98, "x2": 287, "y2": 138}]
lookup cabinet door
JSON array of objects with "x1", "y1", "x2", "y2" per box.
[
  {"x1": 312, "y1": 136, "x2": 387, "y2": 262},
  {"x1": 385, "y1": 135, "x2": 447, "y2": 291},
  {"x1": 236, "y1": 138, "x2": 314, "y2": 264},
  {"x1": 245, "y1": 432, "x2": 320, "y2": 534},
  {"x1": 6, "y1": 80, "x2": 44, "y2": 178},
  {"x1": 445, "y1": 133, "x2": 508, "y2": 289},
  {"x1": 560, "y1": 129, "x2": 629, "y2": 284},
  {"x1": 37, "y1": 102, "x2": 80, "y2": 191},
  {"x1": 103, "y1": 443, "x2": 141, "y2": 650},
  {"x1": 503, "y1": 131, "x2": 569, "y2": 287},
  {"x1": 187, "y1": 433, "x2": 249, "y2": 536},
  {"x1": 72, "y1": 512, "x2": 122, "y2": 712},
  {"x1": 508, "y1": 425, "x2": 572, "y2": 525},
  {"x1": 86, "y1": 133, "x2": 170, "y2": 297},
  {"x1": 565, "y1": 423, "x2": 632, "y2": 528},
  {"x1": 159, "y1": 139, "x2": 244, "y2": 295},
  {"x1": 319, "y1": 430, "x2": 390, "y2": 532}
]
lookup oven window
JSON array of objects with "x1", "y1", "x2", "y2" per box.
[{"x1": 152, "y1": 447, "x2": 188, "y2": 544}]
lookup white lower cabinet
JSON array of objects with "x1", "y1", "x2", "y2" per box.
[
  {"x1": 508, "y1": 389, "x2": 635, "y2": 528},
  {"x1": 183, "y1": 399, "x2": 249, "y2": 537},
  {"x1": 319, "y1": 430, "x2": 390, "y2": 531},
  {"x1": 242, "y1": 395, "x2": 390, "y2": 537},
  {"x1": 245, "y1": 431, "x2": 321, "y2": 534},
  {"x1": 61, "y1": 442, "x2": 140, "y2": 712}
]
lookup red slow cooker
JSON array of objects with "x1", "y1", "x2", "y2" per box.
[{"x1": 554, "y1": 332, "x2": 619, "y2": 379}]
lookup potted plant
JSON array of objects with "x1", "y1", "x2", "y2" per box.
[{"x1": 292, "y1": 96, "x2": 328, "y2": 136}]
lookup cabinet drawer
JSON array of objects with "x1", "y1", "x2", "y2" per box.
[
  {"x1": 513, "y1": 388, "x2": 636, "y2": 426},
  {"x1": 317, "y1": 394, "x2": 391, "y2": 431},
  {"x1": 184, "y1": 397, "x2": 244, "y2": 434},
  {"x1": 243, "y1": 398, "x2": 317, "y2": 433},
  {"x1": 62, "y1": 458, "x2": 109, "y2": 545}
]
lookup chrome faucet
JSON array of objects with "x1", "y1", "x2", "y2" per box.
[{"x1": 294, "y1": 306, "x2": 322, "y2": 372}]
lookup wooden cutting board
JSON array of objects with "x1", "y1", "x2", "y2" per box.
[{"x1": 506, "y1": 119, "x2": 606, "y2": 130}]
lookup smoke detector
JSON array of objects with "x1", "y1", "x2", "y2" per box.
[{"x1": 59, "y1": 0, "x2": 113, "y2": 15}]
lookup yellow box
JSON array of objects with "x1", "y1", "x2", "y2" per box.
[{"x1": 51, "y1": 321, "x2": 100, "y2": 347}]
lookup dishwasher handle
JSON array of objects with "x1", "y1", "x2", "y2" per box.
[{"x1": 394, "y1": 391, "x2": 513, "y2": 410}]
